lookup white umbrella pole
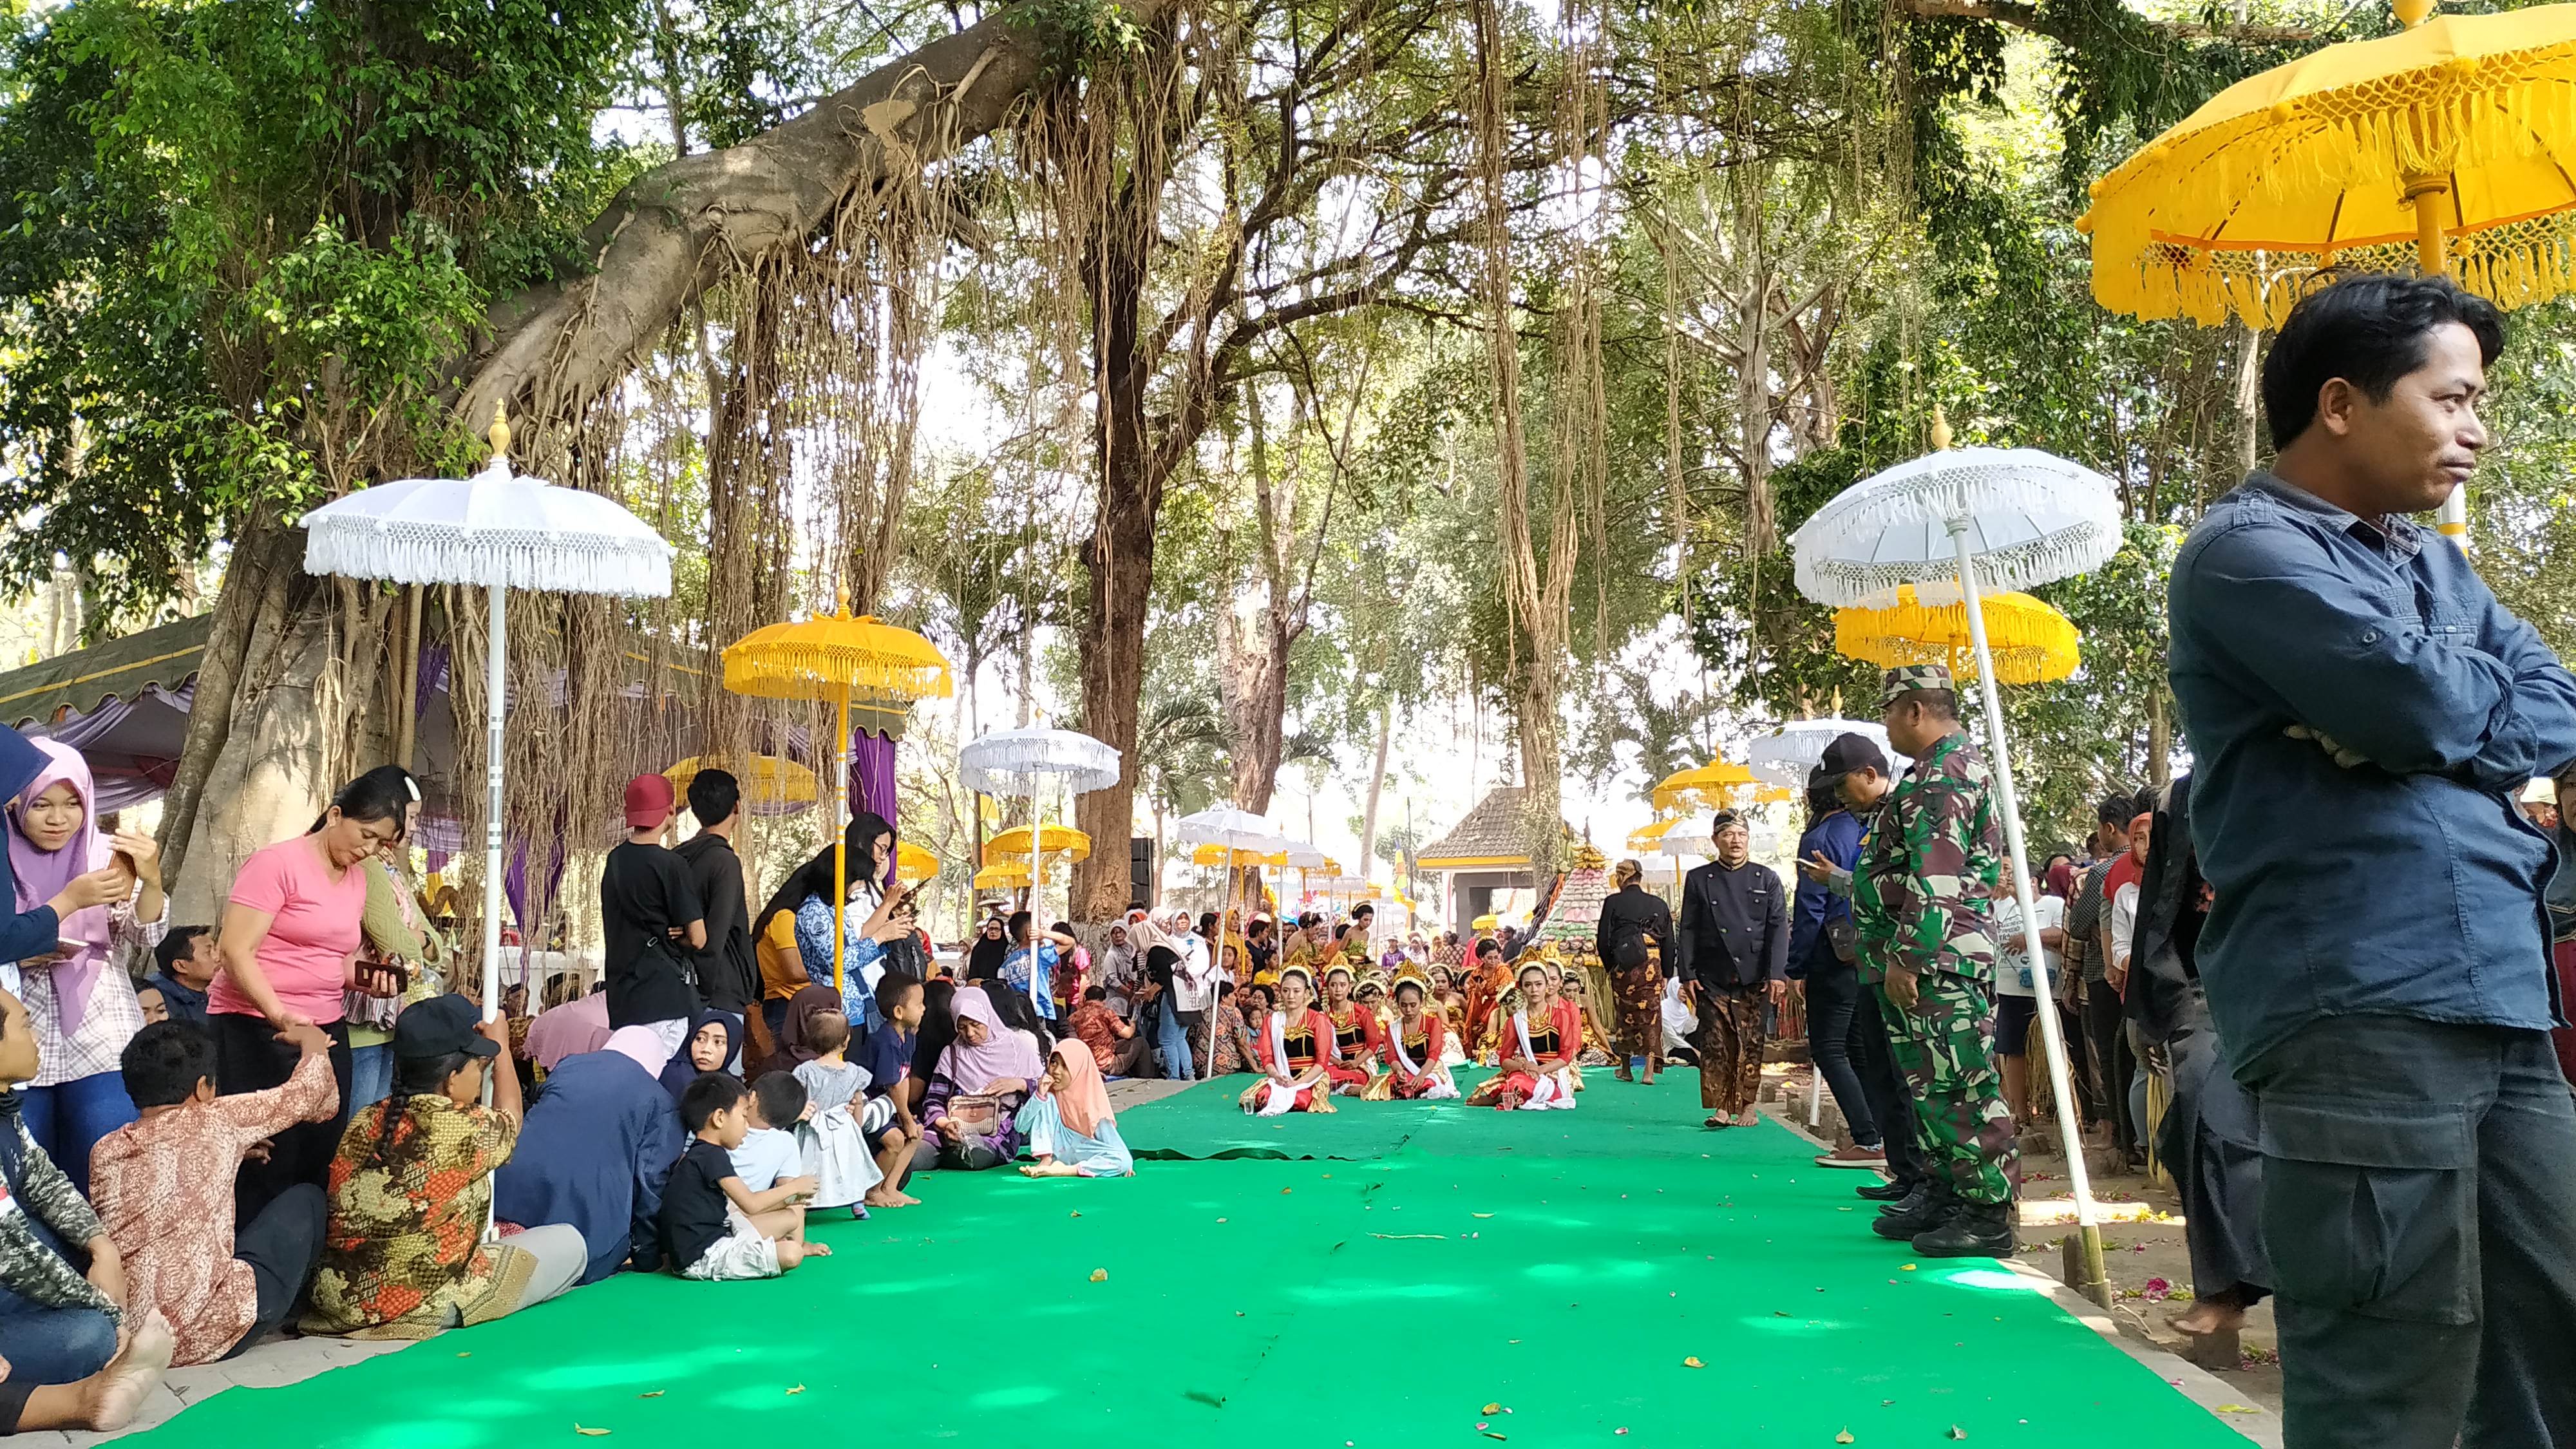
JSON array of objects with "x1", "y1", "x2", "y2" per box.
[
  {"x1": 1028, "y1": 789, "x2": 1047, "y2": 1017},
  {"x1": 1951, "y1": 522, "x2": 2109, "y2": 1305},
  {"x1": 480, "y1": 582, "x2": 507, "y2": 1027}
]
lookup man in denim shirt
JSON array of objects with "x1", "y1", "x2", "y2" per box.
[{"x1": 2168, "y1": 275, "x2": 2576, "y2": 1449}]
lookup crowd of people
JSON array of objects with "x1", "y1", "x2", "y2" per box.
[
  {"x1": 7, "y1": 274, "x2": 2573, "y2": 1449},
  {"x1": 0, "y1": 753, "x2": 1170, "y2": 1434}
]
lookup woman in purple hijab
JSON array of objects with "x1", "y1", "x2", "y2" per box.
[{"x1": 3, "y1": 728, "x2": 167, "y2": 1195}]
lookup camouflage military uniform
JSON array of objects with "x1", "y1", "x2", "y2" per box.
[{"x1": 1852, "y1": 728, "x2": 2019, "y2": 1206}]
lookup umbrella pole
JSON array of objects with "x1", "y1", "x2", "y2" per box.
[
  {"x1": 1951, "y1": 522, "x2": 2110, "y2": 1307},
  {"x1": 1028, "y1": 790, "x2": 1047, "y2": 1017},
  {"x1": 2407, "y1": 179, "x2": 2472, "y2": 543},
  {"x1": 480, "y1": 583, "x2": 507, "y2": 1028},
  {"x1": 833, "y1": 695, "x2": 849, "y2": 998}
]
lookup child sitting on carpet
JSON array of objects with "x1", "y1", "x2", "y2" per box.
[
  {"x1": 93, "y1": 1018, "x2": 339, "y2": 1366},
  {"x1": 730, "y1": 1073, "x2": 812, "y2": 1195},
  {"x1": 857, "y1": 974, "x2": 925, "y2": 1208},
  {"x1": 1016, "y1": 1037, "x2": 1134, "y2": 1177},
  {"x1": 789, "y1": 1011, "x2": 884, "y2": 1215},
  {"x1": 663, "y1": 1075, "x2": 826, "y2": 1282}
]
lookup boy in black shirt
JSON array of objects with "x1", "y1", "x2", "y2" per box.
[
  {"x1": 600, "y1": 774, "x2": 706, "y2": 1050},
  {"x1": 661, "y1": 1075, "x2": 826, "y2": 1281},
  {"x1": 673, "y1": 770, "x2": 757, "y2": 1019}
]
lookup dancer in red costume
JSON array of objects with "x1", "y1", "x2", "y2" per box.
[
  {"x1": 1238, "y1": 968, "x2": 1338, "y2": 1115},
  {"x1": 1466, "y1": 963, "x2": 1583, "y2": 1110}
]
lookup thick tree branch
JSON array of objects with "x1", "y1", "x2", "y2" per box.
[{"x1": 455, "y1": 0, "x2": 1176, "y2": 443}]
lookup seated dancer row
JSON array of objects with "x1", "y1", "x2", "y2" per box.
[
  {"x1": 1240, "y1": 967, "x2": 1482, "y2": 1112},
  {"x1": 1464, "y1": 963, "x2": 1582, "y2": 1110}
]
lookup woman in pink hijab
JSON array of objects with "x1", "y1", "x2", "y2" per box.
[{"x1": 5, "y1": 736, "x2": 166, "y2": 1195}]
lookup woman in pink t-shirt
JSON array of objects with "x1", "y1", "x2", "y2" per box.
[{"x1": 213, "y1": 768, "x2": 410, "y2": 1220}]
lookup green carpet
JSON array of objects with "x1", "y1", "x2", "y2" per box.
[{"x1": 121, "y1": 1077, "x2": 2259, "y2": 1449}]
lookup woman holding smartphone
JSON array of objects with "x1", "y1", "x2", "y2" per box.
[
  {"x1": 3, "y1": 734, "x2": 166, "y2": 1197},
  {"x1": 762, "y1": 813, "x2": 911, "y2": 1033}
]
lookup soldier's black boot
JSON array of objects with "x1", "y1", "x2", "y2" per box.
[
  {"x1": 1855, "y1": 1177, "x2": 1912, "y2": 1202},
  {"x1": 1871, "y1": 1184, "x2": 1949, "y2": 1238},
  {"x1": 1912, "y1": 1198, "x2": 2015, "y2": 1257}
]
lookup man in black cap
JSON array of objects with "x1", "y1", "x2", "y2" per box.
[
  {"x1": 1676, "y1": 810, "x2": 1787, "y2": 1128},
  {"x1": 1801, "y1": 734, "x2": 1927, "y2": 1205}
]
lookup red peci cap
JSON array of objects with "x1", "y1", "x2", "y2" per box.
[{"x1": 624, "y1": 772, "x2": 676, "y2": 829}]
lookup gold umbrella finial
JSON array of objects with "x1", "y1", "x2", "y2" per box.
[
  {"x1": 1929, "y1": 405, "x2": 1953, "y2": 451},
  {"x1": 488, "y1": 401, "x2": 511, "y2": 463},
  {"x1": 2393, "y1": 0, "x2": 2435, "y2": 27}
]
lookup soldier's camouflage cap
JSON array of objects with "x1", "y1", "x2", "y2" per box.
[{"x1": 1879, "y1": 663, "x2": 1954, "y2": 710}]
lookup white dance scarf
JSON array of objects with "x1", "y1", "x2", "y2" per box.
[
  {"x1": 1510, "y1": 1006, "x2": 1577, "y2": 1110},
  {"x1": 1252, "y1": 1010, "x2": 1299, "y2": 1116}
]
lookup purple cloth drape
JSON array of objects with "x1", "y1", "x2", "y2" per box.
[{"x1": 851, "y1": 728, "x2": 895, "y2": 829}]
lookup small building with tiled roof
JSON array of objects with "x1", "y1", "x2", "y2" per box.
[{"x1": 1416, "y1": 786, "x2": 1572, "y2": 939}]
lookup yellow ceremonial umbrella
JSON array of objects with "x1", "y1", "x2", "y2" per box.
[
  {"x1": 1626, "y1": 818, "x2": 1681, "y2": 853},
  {"x1": 1834, "y1": 584, "x2": 2080, "y2": 685},
  {"x1": 895, "y1": 841, "x2": 940, "y2": 884},
  {"x1": 1651, "y1": 760, "x2": 1757, "y2": 813},
  {"x1": 985, "y1": 824, "x2": 1093, "y2": 862},
  {"x1": 722, "y1": 600, "x2": 953, "y2": 991},
  {"x1": 972, "y1": 862, "x2": 1033, "y2": 891},
  {"x1": 1191, "y1": 842, "x2": 1270, "y2": 867},
  {"x1": 663, "y1": 753, "x2": 818, "y2": 807},
  {"x1": 2081, "y1": 0, "x2": 2576, "y2": 538}
]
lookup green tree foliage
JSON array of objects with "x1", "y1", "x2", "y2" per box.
[{"x1": 0, "y1": 0, "x2": 645, "y2": 624}]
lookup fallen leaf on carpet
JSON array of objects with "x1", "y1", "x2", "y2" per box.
[
  {"x1": 1835, "y1": 1432, "x2": 1855, "y2": 1444},
  {"x1": 1185, "y1": 1390, "x2": 1227, "y2": 1407},
  {"x1": 1946, "y1": 1428, "x2": 1966, "y2": 1440},
  {"x1": 1615, "y1": 1429, "x2": 1629, "y2": 1436},
  {"x1": 1090, "y1": 1269, "x2": 1109, "y2": 1282},
  {"x1": 1473, "y1": 1212, "x2": 1493, "y2": 1218},
  {"x1": 1071, "y1": 1211, "x2": 1082, "y2": 1218},
  {"x1": 1482, "y1": 1435, "x2": 1508, "y2": 1442},
  {"x1": 1283, "y1": 1188, "x2": 1293, "y2": 1194},
  {"x1": 1484, "y1": 1405, "x2": 1501, "y2": 1415},
  {"x1": 1900, "y1": 1264, "x2": 1917, "y2": 1271},
  {"x1": 1773, "y1": 1311, "x2": 1790, "y2": 1317},
  {"x1": 637, "y1": 1392, "x2": 665, "y2": 1399},
  {"x1": 1682, "y1": 1356, "x2": 1704, "y2": 1368},
  {"x1": 785, "y1": 1385, "x2": 804, "y2": 1396},
  {"x1": 576, "y1": 1428, "x2": 611, "y2": 1437}
]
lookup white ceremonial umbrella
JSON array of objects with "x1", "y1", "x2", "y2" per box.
[
  {"x1": 960, "y1": 727, "x2": 1122, "y2": 1015},
  {"x1": 1747, "y1": 718, "x2": 1902, "y2": 789},
  {"x1": 299, "y1": 410, "x2": 674, "y2": 1028},
  {"x1": 1788, "y1": 415, "x2": 2123, "y2": 1303},
  {"x1": 1276, "y1": 842, "x2": 1329, "y2": 916},
  {"x1": 1173, "y1": 806, "x2": 1291, "y2": 1079}
]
